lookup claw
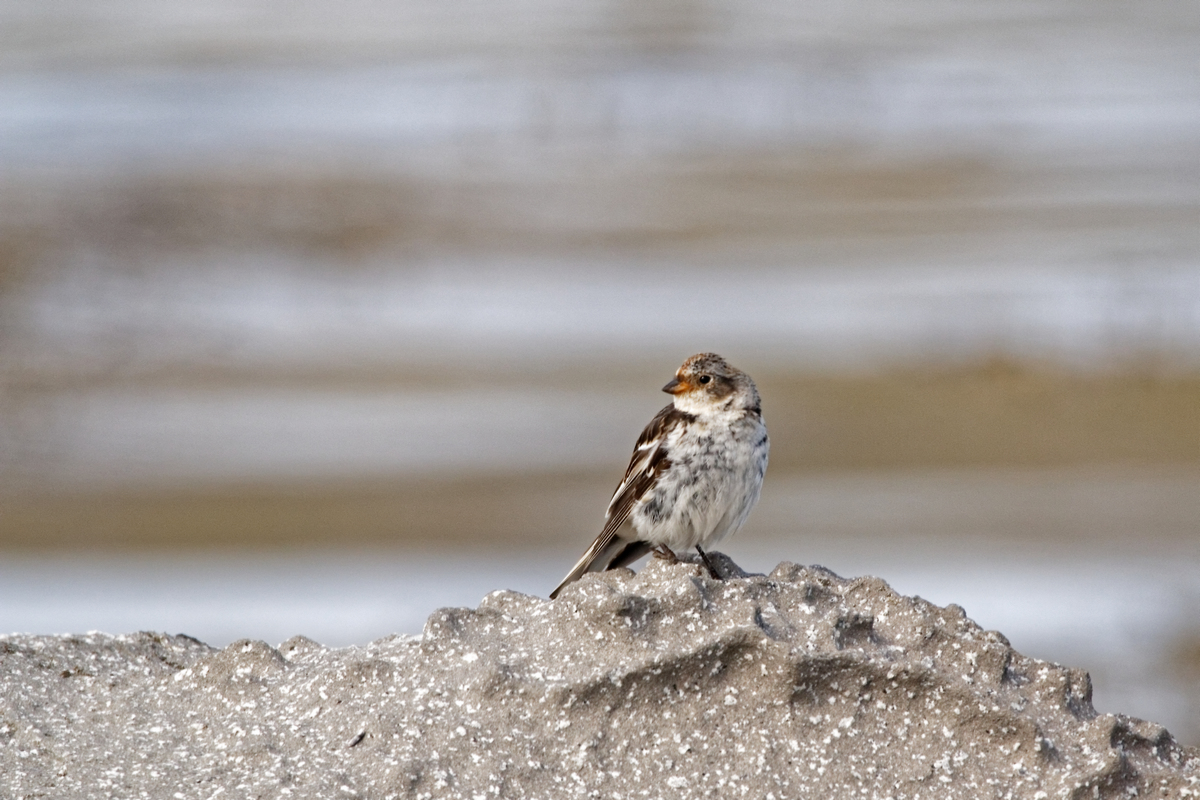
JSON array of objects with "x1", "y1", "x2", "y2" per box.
[{"x1": 651, "y1": 545, "x2": 680, "y2": 564}]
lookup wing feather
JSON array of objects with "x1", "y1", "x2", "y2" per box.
[{"x1": 549, "y1": 404, "x2": 694, "y2": 598}]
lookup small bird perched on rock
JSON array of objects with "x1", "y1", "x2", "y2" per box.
[{"x1": 550, "y1": 353, "x2": 769, "y2": 599}]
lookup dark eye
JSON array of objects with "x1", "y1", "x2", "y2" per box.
[{"x1": 698, "y1": 375, "x2": 711, "y2": 384}]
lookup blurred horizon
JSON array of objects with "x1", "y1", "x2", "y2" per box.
[{"x1": 0, "y1": 0, "x2": 1198, "y2": 743}]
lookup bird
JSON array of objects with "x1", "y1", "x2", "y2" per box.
[{"x1": 550, "y1": 353, "x2": 769, "y2": 599}]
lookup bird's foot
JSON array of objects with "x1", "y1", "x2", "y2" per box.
[
  {"x1": 695, "y1": 545, "x2": 723, "y2": 580},
  {"x1": 651, "y1": 545, "x2": 680, "y2": 564}
]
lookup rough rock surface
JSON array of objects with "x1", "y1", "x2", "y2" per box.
[{"x1": 2, "y1": 556, "x2": 1197, "y2": 799}]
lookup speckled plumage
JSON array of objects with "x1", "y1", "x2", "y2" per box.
[{"x1": 550, "y1": 353, "x2": 768, "y2": 598}]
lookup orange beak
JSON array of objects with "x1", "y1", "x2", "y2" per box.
[{"x1": 662, "y1": 377, "x2": 687, "y2": 395}]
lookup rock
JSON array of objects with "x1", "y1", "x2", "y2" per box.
[{"x1": 1, "y1": 556, "x2": 1197, "y2": 799}]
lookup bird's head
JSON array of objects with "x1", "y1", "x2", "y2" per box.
[{"x1": 663, "y1": 353, "x2": 760, "y2": 415}]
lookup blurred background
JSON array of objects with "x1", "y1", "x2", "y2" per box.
[{"x1": 1, "y1": 0, "x2": 1198, "y2": 742}]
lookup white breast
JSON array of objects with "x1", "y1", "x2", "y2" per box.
[{"x1": 629, "y1": 411, "x2": 768, "y2": 552}]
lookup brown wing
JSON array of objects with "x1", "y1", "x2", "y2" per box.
[{"x1": 550, "y1": 405, "x2": 694, "y2": 598}]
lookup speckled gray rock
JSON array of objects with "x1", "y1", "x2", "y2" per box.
[{"x1": 2, "y1": 556, "x2": 1197, "y2": 799}]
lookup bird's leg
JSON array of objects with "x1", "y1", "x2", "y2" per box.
[
  {"x1": 651, "y1": 544, "x2": 680, "y2": 564},
  {"x1": 695, "y1": 545, "x2": 722, "y2": 580}
]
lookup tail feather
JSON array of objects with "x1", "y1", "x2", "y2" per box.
[
  {"x1": 608, "y1": 540, "x2": 652, "y2": 571},
  {"x1": 549, "y1": 538, "x2": 651, "y2": 599}
]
